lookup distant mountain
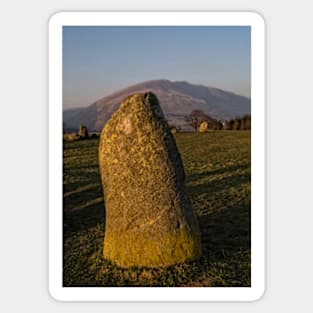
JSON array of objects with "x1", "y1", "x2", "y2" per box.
[{"x1": 63, "y1": 79, "x2": 250, "y2": 132}]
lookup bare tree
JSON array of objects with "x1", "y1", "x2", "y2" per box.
[{"x1": 184, "y1": 110, "x2": 212, "y2": 132}]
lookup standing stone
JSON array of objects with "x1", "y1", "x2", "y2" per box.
[
  {"x1": 99, "y1": 92, "x2": 201, "y2": 267},
  {"x1": 199, "y1": 121, "x2": 208, "y2": 132},
  {"x1": 78, "y1": 125, "x2": 89, "y2": 139}
]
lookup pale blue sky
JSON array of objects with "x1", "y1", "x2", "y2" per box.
[{"x1": 63, "y1": 26, "x2": 250, "y2": 109}]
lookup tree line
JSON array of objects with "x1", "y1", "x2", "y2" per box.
[
  {"x1": 184, "y1": 110, "x2": 251, "y2": 132},
  {"x1": 224, "y1": 115, "x2": 251, "y2": 130}
]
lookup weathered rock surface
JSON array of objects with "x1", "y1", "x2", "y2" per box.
[{"x1": 99, "y1": 92, "x2": 201, "y2": 267}]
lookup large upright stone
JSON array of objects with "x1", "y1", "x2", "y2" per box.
[{"x1": 99, "y1": 92, "x2": 201, "y2": 267}]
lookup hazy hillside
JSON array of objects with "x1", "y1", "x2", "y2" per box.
[{"x1": 63, "y1": 80, "x2": 250, "y2": 131}]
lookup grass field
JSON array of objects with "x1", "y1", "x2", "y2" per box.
[{"x1": 63, "y1": 131, "x2": 251, "y2": 287}]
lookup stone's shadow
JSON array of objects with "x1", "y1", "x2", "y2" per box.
[
  {"x1": 184, "y1": 163, "x2": 251, "y2": 286},
  {"x1": 197, "y1": 201, "x2": 250, "y2": 257}
]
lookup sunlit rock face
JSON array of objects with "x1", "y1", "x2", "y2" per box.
[
  {"x1": 199, "y1": 121, "x2": 208, "y2": 132},
  {"x1": 99, "y1": 92, "x2": 201, "y2": 268}
]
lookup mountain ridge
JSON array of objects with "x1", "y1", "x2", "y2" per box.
[{"x1": 63, "y1": 79, "x2": 250, "y2": 131}]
